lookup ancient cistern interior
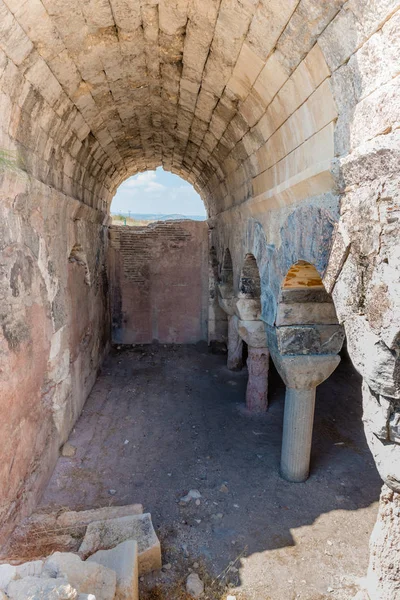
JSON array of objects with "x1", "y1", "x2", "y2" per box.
[{"x1": 0, "y1": 1, "x2": 399, "y2": 598}]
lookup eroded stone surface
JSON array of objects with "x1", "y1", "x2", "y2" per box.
[
  {"x1": 87, "y1": 540, "x2": 139, "y2": 600},
  {"x1": 245, "y1": 346, "x2": 269, "y2": 413},
  {"x1": 367, "y1": 486, "x2": 400, "y2": 600},
  {"x1": 79, "y1": 514, "x2": 161, "y2": 574},
  {"x1": 44, "y1": 552, "x2": 116, "y2": 600}
]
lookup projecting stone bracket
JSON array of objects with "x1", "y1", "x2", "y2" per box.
[{"x1": 236, "y1": 318, "x2": 268, "y2": 348}]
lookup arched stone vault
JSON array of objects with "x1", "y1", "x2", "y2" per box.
[
  {"x1": 0, "y1": 1, "x2": 400, "y2": 597},
  {"x1": 0, "y1": 0, "x2": 346, "y2": 215}
]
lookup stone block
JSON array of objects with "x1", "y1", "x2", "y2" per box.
[
  {"x1": 276, "y1": 302, "x2": 338, "y2": 326},
  {"x1": 87, "y1": 540, "x2": 139, "y2": 600},
  {"x1": 234, "y1": 298, "x2": 261, "y2": 320},
  {"x1": 237, "y1": 319, "x2": 268, "y2": 348},
  {"x1": 0, "y1": 564, "x2": 16, "y2": 590},
  {"x1": 15, "y1": 560, "x2": 44, "y2": 579},
  {"x1": 79, "y1": 514, "x2": 161, "y2": 575},
  {"x1": 7, "y1": 576, "x2": 78, "y2": 600},
  {"x1": 57, "y1": 504, "x2": 143, "y2": 528},
  {"x1": 276, "y1": 324, "x2": 345, "y2": 355},
  {"x1": 44, "y1": 552, "x2": 116, "y2": 600}
]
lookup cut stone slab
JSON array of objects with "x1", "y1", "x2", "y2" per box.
[
  {"x1": 79, "y1": 513, "x2": 161, "y2": 574},
  {"x1": 7, "y1": 576, "x2": 78, "y2": 599},
  {"x1": 87, "y1": 540, "x2": 139, "y2": 600},
  {"x1": 57, "y1": 504, "x2": 143, "y2": 528},
  {"x1": 44, "y1": 552, "x2": 116, "y2": 600}
]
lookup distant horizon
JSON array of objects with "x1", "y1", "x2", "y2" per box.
[{"x1": 110, "y1": 210, "x2": 206, "y2": 217}]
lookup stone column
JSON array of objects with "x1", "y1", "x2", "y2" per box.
[
  {"x1": 227, "y1": 314, "x2": 243, "y2": 371},
  {"x1": 281, "y1": 387, "x2": 316, "y2": 482},
  {"x1": 272, "y1": 354, "x2": 340, "y2": 483},
  {"x1": 246, "y1": 346, "x2": 269, "y2": 412}
]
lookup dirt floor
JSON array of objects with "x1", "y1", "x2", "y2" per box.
[{"x1": 39, "y1": 343, "x2": 381, "y2": 600}]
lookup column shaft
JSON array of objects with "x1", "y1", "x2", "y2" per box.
[
  {"x1": 281, "y1": 387, "x2": 316, "y2": 482},
  {"x1": 246, "y1": 346, "x2": 269, "y2": 412},
  {"x1": 227, "y1": 315, "x2": 243, "y2": 371}
]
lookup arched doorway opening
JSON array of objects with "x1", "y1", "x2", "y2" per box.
[
  {"x1": 108, "y1": 168, "x2": 209, "y2": 344},
  {"x1": 237, "y1": 254, "x2": 269, "y2": 412}
]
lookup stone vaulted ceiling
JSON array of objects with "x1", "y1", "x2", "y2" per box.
[{"x1": 0, "y1": 0, "x2": 347, "y2": 213}]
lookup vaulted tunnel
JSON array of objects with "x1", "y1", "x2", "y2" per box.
[{"x1": 1, "y1": 1, "x2": 400, "y2": 598}]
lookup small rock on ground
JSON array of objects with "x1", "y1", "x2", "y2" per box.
[
  {"x1": 186, "y1": 572, "x2": 204, "y2": 598},
  {"x1": 61, "y1": 443, "x2": 77, "y2": 458},
  {"x1": 180, "y1": 490, "x2": 202, "y2": 505}
]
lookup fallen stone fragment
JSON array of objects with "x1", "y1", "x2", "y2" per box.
[
  {"x1": 57, "y1": 504, "x2": 143, "y2": 528},
  {"x1": 16, "y1": 560, "x2": 44, "y2": 578},
  {"x1": 79, "y1": 514, "x2": 161, "y2": 574},
  {"x1": 219, "y1": 484, "x2": 229, "y2": 493},
  {"x1": 44, "y1": 552, "x2": 116, "y2": 600},
  {"x1": 180, "y1": 490, "x2": 202, "y2": 505},
  {"x1": 186, "y1": 572, "x2": 204, "y2": 598},
  {"x1": 61, "y1": 443, "x2": 77, "y2": 457},
  {"x1": 0, "y1": 564, "x2": 16, "y2": 590},
  {"x1": 7, "y1": 576, "x2": 78, "y2": 599},
  {"x1": 87, "y1": 540, "x2": 139, "y2": 600}
]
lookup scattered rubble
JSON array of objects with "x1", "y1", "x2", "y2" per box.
[{"x1": 0, "y1": 507, "x2": 157, "y2": 600}]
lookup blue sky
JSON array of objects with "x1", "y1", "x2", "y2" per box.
[{"x1": 110, "y1": 167, "x2": 206, "y2": 217}]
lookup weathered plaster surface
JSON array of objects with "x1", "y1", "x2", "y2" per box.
[{"x1": 0, "y1": 171, "x2": 110, "y2": 544}]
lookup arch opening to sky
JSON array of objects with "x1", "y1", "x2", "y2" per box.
[{"x1": 110, "y1": 167, "x2": 207, "y2": 220}]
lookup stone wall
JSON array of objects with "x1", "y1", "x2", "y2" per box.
[
  {"x1": 0, "y1": 0, "x2": 400, "y2": 595},
  {"x1": 0, "y1": 170, "x2": 110, "y2": 545},
  {"x1": 109, "y1": 221, "x2": 209, "y2": 344}
]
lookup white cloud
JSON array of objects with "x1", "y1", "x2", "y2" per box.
[
  {"x1": 123, "y1": 171, "x2": 157, "y2": 189},
  {"x1": 145, "y1": 181, "x2": 165, "y2": 192},
  {"x1": 111, "y1": 167, "x2": 206, "y2": 217}
]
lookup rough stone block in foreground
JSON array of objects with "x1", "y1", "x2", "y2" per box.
[
  {"x1": 44, "y1": 551, "x2": 116, "y2": 600},
  {"x1": 87, "y1": 540, "x2": 139, "y2": 600},
  {"x1": 79, "y1": 513, "x2": 162, "y2": 575}
]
